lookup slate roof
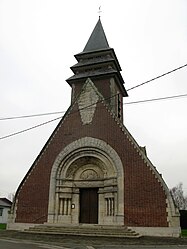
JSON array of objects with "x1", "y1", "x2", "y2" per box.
[
  {"x1": 0, "y1": 198, "x2": 12, "y2": 207},
  {"x1": 83, "y1": 18, "x2": 110, "y2": 52},
  {"x1": 66, "y1": 19, "x2": 128, "y2": 97}
]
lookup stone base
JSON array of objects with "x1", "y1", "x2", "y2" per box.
[
  {"x1": 7, "y1": 222, "x2": 181, "y2": 238},
  {"x1": 129, "y1": 226, "x2": 181, "y2": 237},
  {"x1": 7, "y1": 222, "x2": 36, "y2": 231}
]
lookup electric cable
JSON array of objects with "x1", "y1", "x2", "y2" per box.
[
  {"x1": 1, "y1": 92, "x2": 187, "y2": 121},
  {"x1": 0, "y1": 111, "x2": 66, "y2": 121},
  {"x1": 0, "y1": 116, "x2": 62, "y2": 140},
  {"x1": 127, "y1": 63, "x2": 187, "y2": 91},
  {"x1": 124, "y1": 93, "x2": 187, "y2": 105},
  {"x1": 1, "y1": 63, "x2": 186, "y2": 121},
  {"x1": 1, "y1": 92, "x2": 187, "y2": 140},
  {"x1": 0, "y1": 93, "x2": 119, "y2": 140},
  {"x1": 0, "y1": 93, "x2": 187, "y2": 121},
  {"x1": 1, "y1": 63, "x2": 187, "y2": 139}
]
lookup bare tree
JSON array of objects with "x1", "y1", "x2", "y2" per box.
[{"x1": 170, "y1": 182, "x2": 187, "y2": 210}]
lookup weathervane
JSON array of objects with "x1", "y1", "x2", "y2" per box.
[{"x1": 98, "y1": 6, "x2": 102, "y2": 18}]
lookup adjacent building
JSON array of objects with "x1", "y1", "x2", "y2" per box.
[{"x1": 0, "y1": 198, "x2": 12, "y2": 225}]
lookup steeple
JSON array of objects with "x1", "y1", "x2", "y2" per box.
[
  {"x1": 83, "y1": 18, "x2": 109, "y2": 52},
  {"x1": 66, "y1": 19, "x2": 128, "y2": 122}
]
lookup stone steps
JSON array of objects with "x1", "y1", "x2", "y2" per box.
[{"x1": 25, "y1": 224, "x2": 141, "y2": 238}]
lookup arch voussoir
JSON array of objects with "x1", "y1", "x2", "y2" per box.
[{"x1": 48, "y1": 137, "x2": 124, "y2": 225}]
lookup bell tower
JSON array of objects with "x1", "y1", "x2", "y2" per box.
[{"x1": 66, "y1": 18, "x2": 128, "y2": 122}]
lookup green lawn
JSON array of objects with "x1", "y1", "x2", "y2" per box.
[
  {"x1": 181, "y1": 229, "x2": 187, "y2": 237},
  {"x1": 0, "y1": 223, "x2": 6, "y2": 229}
]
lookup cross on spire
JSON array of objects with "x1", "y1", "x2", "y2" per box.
[{"x1": 98, "y1": 6, "x2": 102, "y2": 18}]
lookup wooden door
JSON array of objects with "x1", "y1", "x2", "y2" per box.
[{"x1": 79, "y1": 188, "x2": 98, "y2": 224}]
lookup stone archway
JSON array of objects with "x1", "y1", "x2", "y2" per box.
[{"x1": 48, "y1": 137, "x2": 124, "y2": 225}]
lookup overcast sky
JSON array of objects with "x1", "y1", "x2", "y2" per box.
[{"x1": 0, "y1": 0, "x2": 187, "y2": 199}]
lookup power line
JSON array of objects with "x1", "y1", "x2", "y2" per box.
[
  {"x1": 1, "y1": 92, "x2": 187, "y2": 140},
  {"x1": 0, "y1": 116, "x2": 62, "y2": 140},
  {"x1": 0, "y1": 111, "x2": 65, "y2": 121},
  {"x1": 1, "y1": 64, "x2": 186, "y2": 121},
  {"x1": 0, "y1": 94, "x2": 118, "y2": 121},
  {"x1": 1, "y1": 92, "x2": 187, "y2": 121},
  {"x1": 1, "y1": 63, "x2": 187, "y2": 122},
  {"x1": 124, "y1": 93, "x2": 187, "y2": 105},
  {"x1": 127, "y1": 63, "x2": 187, "y2": 91},
  {"x1": 0, "y1": 94, "x2": 119, "y2": 140},
  {"x1": 1, "y1": 62, "x2": 187, "y2": 139}
]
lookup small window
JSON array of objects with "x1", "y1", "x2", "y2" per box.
[{"x1": 0, "y1": 208, "x2": 3, "y2": 216}]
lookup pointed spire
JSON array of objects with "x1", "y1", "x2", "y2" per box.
[{"x1": 83, "y1": 18, "x2": 110, "y2": 52}]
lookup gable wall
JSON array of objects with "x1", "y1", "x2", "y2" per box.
[
  {"x1": 16, "y1": 97, "x2": 167, "y2": 226},
  {"x1": 15, "y1": 91, "x2": 167, "y2": 226}
]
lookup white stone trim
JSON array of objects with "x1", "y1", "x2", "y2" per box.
[
  {"x1": 48, "y1": 137, "x2": 124, "y2": 225},
  {"x1": 78, "y1": 78, "x2": 100, "y2": 125}
]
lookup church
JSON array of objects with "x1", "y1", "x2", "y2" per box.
[{"x1": 8, "y1": 19, "x2": 180, "y2": 237}]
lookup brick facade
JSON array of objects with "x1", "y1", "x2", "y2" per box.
[
  {"x1": 9, "y1": 19, "x2": 180, "y2": 236},
  {"x1": 15, "y1": 83, "x2": 167, "y2": 226}
]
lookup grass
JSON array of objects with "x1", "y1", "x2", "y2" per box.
[
  {"x1": 0, "y1": 223, "x2": 6, "y2": 230},
  {"x1": 181, "y1": 229, "x2": 187, "y2": 237}
]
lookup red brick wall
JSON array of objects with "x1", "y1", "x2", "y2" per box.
[
  {"x1": 73, "y1": 78, "x2": 111, "y2": 101},
  {"x1": 15, "y1": 86, "x2": 168, "y2": 226}
]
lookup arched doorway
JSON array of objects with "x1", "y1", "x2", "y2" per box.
[{"x1": 48, "y1": 137, "x2": 124, "y2": 226}]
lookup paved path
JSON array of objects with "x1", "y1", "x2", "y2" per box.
[
  {"x1": 1, "y1": 230, "x2": 187, "y2": 249},
  {"x1": 1, "y1": 238, "x2": 187, "y2": 249},
  {"x1": 0, "y1": 239, "x2": 70, "y2": 249}
]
